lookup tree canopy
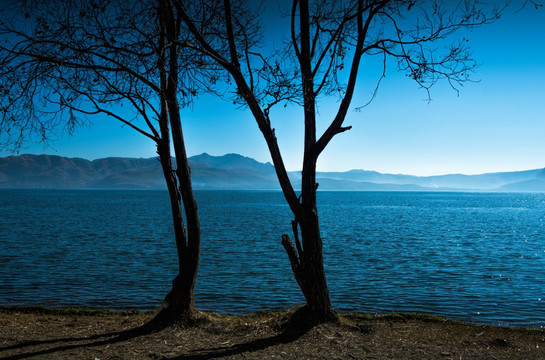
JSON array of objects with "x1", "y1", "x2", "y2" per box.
[{"x1": 0, "y1": 0, "x2": 211, "y2": 321}]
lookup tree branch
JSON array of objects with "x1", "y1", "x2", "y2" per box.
[
  {"x1": 314, "y1": 0, "x2": 386, "y2": 157},
  {"x1": 291, "y1": 0, "x2": 301, "y2": 61}
]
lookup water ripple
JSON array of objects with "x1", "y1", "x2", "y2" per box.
[{"x1": 1, "y1": 190, "x2": 545, "y2": 328}]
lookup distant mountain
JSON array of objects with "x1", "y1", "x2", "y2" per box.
[
  {"x1": 187, "y1": 153, "x2": 279, "y2": 189},
  {"x1": 0, "y1": 154, "x2": 162, "y2": 189},
  {"x1": 312, "y1": 168, "x2": 545, "y2": 191},
  {"x1": 190, "y1": 153, "x2": 275, "y2": 173},
  {"x1": 0, "y1": 153, "x2": 280, "y2": 190},
  {"x1": 1, "y1": 153, "x2": 545, "y2": 191}
]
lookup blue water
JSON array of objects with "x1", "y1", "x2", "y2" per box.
[{"x1": 1, "y1": 190, "x2": 544, "y2": 328}]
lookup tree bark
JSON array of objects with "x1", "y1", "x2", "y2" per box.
[
  {"x1": 283, "y1": 211, "x2": 337, "y2": 323},
  {"x1": 154, "y1": 141, "x2": 199, "y2": 322}
]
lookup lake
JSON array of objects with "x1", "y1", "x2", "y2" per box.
[{"x1": 1, "y1": 190, "x2": 544, "y2": 328}]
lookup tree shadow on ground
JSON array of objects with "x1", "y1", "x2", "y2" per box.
[
  {"x1": 168, "y1": 307, "x2": 316, "y2": 360},
  {"x1": 0, "y1": 307, "x2": 316, "y2": 360},
  {"x1": 0, "y1": 311, "x2": 175, "y2": 360}
]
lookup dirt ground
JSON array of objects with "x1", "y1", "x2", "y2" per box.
[{"x1": 1, "y1": 306, "x2": 544, "y2": 360}]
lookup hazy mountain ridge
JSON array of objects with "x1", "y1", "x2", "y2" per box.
[
  {"x1": 313, "y1": 168, "x2": 545, "y2": 191},
  {"x1": 1, "y1": 153, "x2": 544, "y2": 191}
]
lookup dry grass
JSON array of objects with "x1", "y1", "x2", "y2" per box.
[{"x1": 1, "y1": 306, "x2": 544, "y2": 359}]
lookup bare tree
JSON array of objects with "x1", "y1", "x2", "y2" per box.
[
  {"x1": 0, "y1": 0, "x2": 211, "y2": 322},
  {"x1": 177, "y1": 0, "x2": 513, "y2": 322}
]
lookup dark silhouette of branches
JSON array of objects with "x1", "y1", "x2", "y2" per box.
[
  {"x1": 0, "y1": 0, "x2": 221, "y2": 151},
  {"x1": 0, "y1": 0, "x2": 221, "y2": 321},
  {"x1": 176, "y1": 0, "x2": 530, "y2": 322}
]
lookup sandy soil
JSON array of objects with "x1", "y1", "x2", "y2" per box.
[{"x1": 1, "y1": 307, "x2": 544, "y2": 359}]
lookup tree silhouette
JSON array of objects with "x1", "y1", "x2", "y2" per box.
[
  {"x1": 178, "y1": 0, "x2": 512, "y2": 322},
  {"x1": 0, "y1": 0, "x2": 213, "y2": 321}
]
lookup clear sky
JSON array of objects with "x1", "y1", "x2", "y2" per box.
[{"x1": 1, "y1": 2, "x2": 544, "y2": 176}]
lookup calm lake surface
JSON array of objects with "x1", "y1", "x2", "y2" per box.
[{"x1": 1, "y1": 190, "x2": 545, "y2": 328}]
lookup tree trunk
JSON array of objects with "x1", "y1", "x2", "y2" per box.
[
  {"x1": 152, "y1": 0, "x2": 201, "y2": 323},
  {"x1": 299, "y1": 216, "x2": 336, "y2": 322},
  {"x1": 154, "y1": 142, "x2": 200, "y2": 322},
  {"x1": 283, "y1": 210, "x2": 338, "y2": 323},
  {"x1": 183, "y1": 0, "x2": 337, "y2": 324},
  {"x1": 163, "y1": 248, "x2": 199, "y2": 319}
]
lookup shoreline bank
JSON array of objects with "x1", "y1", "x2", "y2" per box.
[{"x1": 1, "y1": 306, "x2": 544, "y2": 359}]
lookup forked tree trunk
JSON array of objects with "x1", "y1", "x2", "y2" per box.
[
  {"x1": 292, "y1": 0, "x2": 337, "y2": 323},
  {"x1": 304, "y1": 223, "x2": 335, "y2": 322},
  {"x1": 153, "y1": 0, "x2": 201, "y2": 323},
  {"x1": 155, "y1": 142, "x2": 200, "y2": 322},
  {"x1": 282, "y1": 211, "x2": 338, "y2": 323}
]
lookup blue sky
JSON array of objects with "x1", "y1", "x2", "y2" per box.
[{"x1": 1, "y1": 3, "x2": 544, "y2": 176}]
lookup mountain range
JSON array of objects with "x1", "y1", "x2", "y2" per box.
[{"x1": 1, "y1": 153, "x2": 545, "y2": 191}]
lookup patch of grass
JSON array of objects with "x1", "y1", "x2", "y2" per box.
[
  {"x1": 0, "y1": 306, "x2": 454, "y2": 325},
  {"x1": 198, "y1": 308, "x2": 295, "y2": 325},
  {"x1": 342, "y1": 312, "x2": 451, "y2": 324},
  {"x1": 243, "y1": 309, "x2": 283, "y2": 318}
]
